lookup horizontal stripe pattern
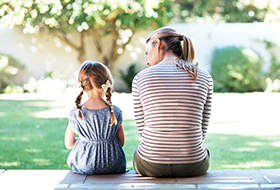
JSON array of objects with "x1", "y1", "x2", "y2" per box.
[{"x1": 132, "y1": 63, "x2": 213, "y2": 164}]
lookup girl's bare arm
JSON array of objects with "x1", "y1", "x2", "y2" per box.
[
  {"x1": 64, "y1": 123, "x2": 77, "y2": 149},
  {"x1": 117, "y1": 124, "x2": 125, "y2": 147}
]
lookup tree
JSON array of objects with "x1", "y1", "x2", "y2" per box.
[
  {"x1": 0, "y1": 0, "x2": 173, "y2": 68},
  {"x1": 172, "y1": 0, "x2": 280, "y2": 23}
]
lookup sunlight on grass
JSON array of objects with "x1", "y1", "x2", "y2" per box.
[
  {"x1": 25, "y1": 149, "x2": 42, "y2": 153},
  {"x1": 0, "y1": 162, "x2": 20, "y2": 167},
  {"x1": 33, "y1": 108, "x2": 69, "y2": 118},
  {"x1": 247, "y1": 142, "x2": 265, "y2": 146},
  {"x1": 1, "y1": 137, "x2": 29, "y2": 141},
  {"x1": 0, "y1": 112, "x2": 6, "y2": 116},
  {"x1": 222, "y1": 160, "x2": 274, "y2": 169},
  {"x1": 126, "y1": 161, "x2": 133, "y2": 170},
  {"x1": 231, "y1": 147, "x2": 256, "y2": 152},
  {"x1": 271, "y1": 141, "x2": 280, "y2": 147},
  {"x1": 1, "y1": 96, "x2": 280, "y2": 170},
  {"x1": 32, "y1": 159, "x2": 50, "y2": 166}
]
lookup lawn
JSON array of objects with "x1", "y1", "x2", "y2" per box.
[{"x1": 0, "y1": 97, "x2": 279, "y2": 170}]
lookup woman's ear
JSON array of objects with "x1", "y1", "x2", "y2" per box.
[{"x1": 155, "y1": 39, "x2": 161, "y2": 52}]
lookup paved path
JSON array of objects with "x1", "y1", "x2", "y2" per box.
[{"x1": 0, "y1": 169, "x2": 279, "y2": 190}]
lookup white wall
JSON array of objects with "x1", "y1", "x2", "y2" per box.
[
  {"x1": 0, "y1": 23, "x2": 279, "y2": 91},
  {"x1": 170, "y1": 23, "x2": 280, "y2": 72},
  {"x1": 0, "y1": 28, "x2": 80, "y2": 86}
]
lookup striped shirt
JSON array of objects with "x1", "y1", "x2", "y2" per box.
[{"x1": 132, "y1": 62, "x2": 213, "y2": 164}]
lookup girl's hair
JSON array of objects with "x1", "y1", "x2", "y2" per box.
[
  {"x1": 147, "y1": 27, "x2": 198, "y2": 81},
  {"x1": 75, "y1": 61, "x2": 117, "y2": 125}
]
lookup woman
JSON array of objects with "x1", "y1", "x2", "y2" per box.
[{"x1": 132, "y1": 27, "x2": 213, "y2": 177}]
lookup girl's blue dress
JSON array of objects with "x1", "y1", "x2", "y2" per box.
[{"x1": 66, "y1": 105, "x2": 126, "y2": 174}]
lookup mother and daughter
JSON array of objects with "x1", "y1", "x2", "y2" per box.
[{"x1": 64, "y1": 27, "x2": 213, "y2": 177}]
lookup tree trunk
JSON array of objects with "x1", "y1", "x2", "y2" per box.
[
  {"x1": 77, "y1": 30, "x2": 86, "y2": 63},
  {"x1": 55, "y1": 30, "x2": 85, "y2": 64}
]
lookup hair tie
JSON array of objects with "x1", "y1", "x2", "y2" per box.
[
  {"x1": 101, "y1": 80, "x2": 112, "y2": 92},
  {"x1": 178, "y1": 34, "x2": 184, "y2": 41}
]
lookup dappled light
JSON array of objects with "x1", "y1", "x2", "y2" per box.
[
  {"x1": 271, "y1": 141, "x2": 280, "y2": 147},
  {"x1": 231, "y1": 147, "x2": 256, "y2": 152},
  {"x1": 0, "y1": 112, "x2": 6, "y2": 116},
  {"x1": 0, "y1": 97, "x2": 70, "y2": 169},
  {"x1": 25, "y1": 149, "x2": 41, "y2": 153},
  {"x1": 0, "y1": 161, "x2": 20, "y2": 167},
  {"x1": 205, "y1": 134, "x2": 280, "y2": 170},
  {"x1": 1, "y1": 93, "x2": 280, "y2": 170},
  {"x1": 1, "y1": 136, "x2": 29, "y2": 141},
  {"x1": 222, "y1": 160, "x2": 274, "y2": 169},
  {"x1": 32, "y1": 158, "x2": 50, "y2": 166}
]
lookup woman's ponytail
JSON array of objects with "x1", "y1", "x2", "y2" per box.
[{"x1": 177, "y1": 34, "x2": 198, "y2": 81}]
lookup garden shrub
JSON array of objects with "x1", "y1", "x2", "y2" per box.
[
  {"x1": 210, "y1": 46, "x2": 265, "y2": 92},
  {"x1": 0, "y1": 54, "x2": 24, "y2": 93},
  {"x1": 23, "y1": 71, "x2": 67, "y2": 93},
  {"x1": 264, "y1": 52, "x2": 280, "y2": 92},
  {"x1": 119, "y1": 63, "x2": 140, "y2": 92}
]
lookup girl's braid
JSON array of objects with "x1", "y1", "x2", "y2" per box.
[
  {"x1": 105, "y1": 87, "x2": 117, "y2": 125},
  {"x1": 75, "y1": 90, "x2": 83, "y2": 120}
]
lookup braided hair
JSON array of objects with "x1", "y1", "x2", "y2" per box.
[
  {"x1": 75, "y1": 61, "x2": 117, "y2": 125},
  {"x1": 75, "y1": 90, "x2": 83, "y2": 121},
  {"x1": 105, "y1": 87, "x2": 117, "y2": 125}
]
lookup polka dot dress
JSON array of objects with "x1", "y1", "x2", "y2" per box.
[{"x1": 66, "y1": 105, "x2": 126, "y2": 175}]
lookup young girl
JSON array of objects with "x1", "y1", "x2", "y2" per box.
[{"x1": 64, "y1": 61, "x2": 126, "y2": 175}]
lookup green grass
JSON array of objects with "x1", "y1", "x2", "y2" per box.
[{"x1": 0, "y1": 98, "x2": 279, "y2": 170}]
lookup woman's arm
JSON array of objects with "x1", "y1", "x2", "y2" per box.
[
  {"x1": 202, "y1": 75, "x2": 213, "y2": 140},
  {"x1": 64, "y1": 123, "x2": 77, "y2": 149},
  {"x1": 132, "y1": 76, "x2": 145, "y2": 136},
  {"x1": 117, "y1": 124, "x2": 125, "y2": 147}
]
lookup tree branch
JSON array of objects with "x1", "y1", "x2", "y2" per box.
[{"x1": 54, "y1": 29, "x2": 80, "y2": 51}]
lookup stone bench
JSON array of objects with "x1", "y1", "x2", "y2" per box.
[{"x1": 0, "y1": 169, "x2": 279, "y2": 189}]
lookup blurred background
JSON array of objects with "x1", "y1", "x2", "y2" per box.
[{"x1": 0, "y1": 0, "x2": 280, "y2": 93}]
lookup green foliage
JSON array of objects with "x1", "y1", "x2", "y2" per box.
[
  {"x1": 23, "y1": 72, "x2": 67, "y2": 93},
  {"x1": 264, "y1": 42, "x2": 280, "y2": 92},
  {"x1": 0, "y1": 0, "x2": 173, "y2": 66},
  {"x1": 172, "y1": 0, "x2": 279, "y2": 23},
  {"x1": 119, "y1": 63, "x2": 140, "y2": 92},
  {"x1": 211, "y1": 46, "x2": 264, "y2": 92},
  {"x1": 0, "y1": 54, "x2": 24, "y2": 93},
  {"x1": 265, "y1": 78, "x2": 280, "y2": 92},
  {"x1": 268, "y1": 53, "x2": 280, "y2": 81},
  {"x1": 3, "y1": 84, "x2": 24, "y2": 93},
  {"x1": 0, "y1": 0, "x2": 172, "y2": 32}
]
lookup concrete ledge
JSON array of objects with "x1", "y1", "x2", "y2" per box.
[{"x1": 0, "y1": 169, "x2": 279, "y2": 190}]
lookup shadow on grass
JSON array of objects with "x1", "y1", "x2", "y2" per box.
[
  {"x1": 205, "y1": 134, "x2": 280, "y2": 170},
  {"x1": 123, "y1": 119, "x2": 280, "y2": 170},
  {"x1": 0, "y1": 99, "x2": 70, "y2": 169},
  {"x1": 1, "y1": 99, "x2": 279, "y2": 171}
]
